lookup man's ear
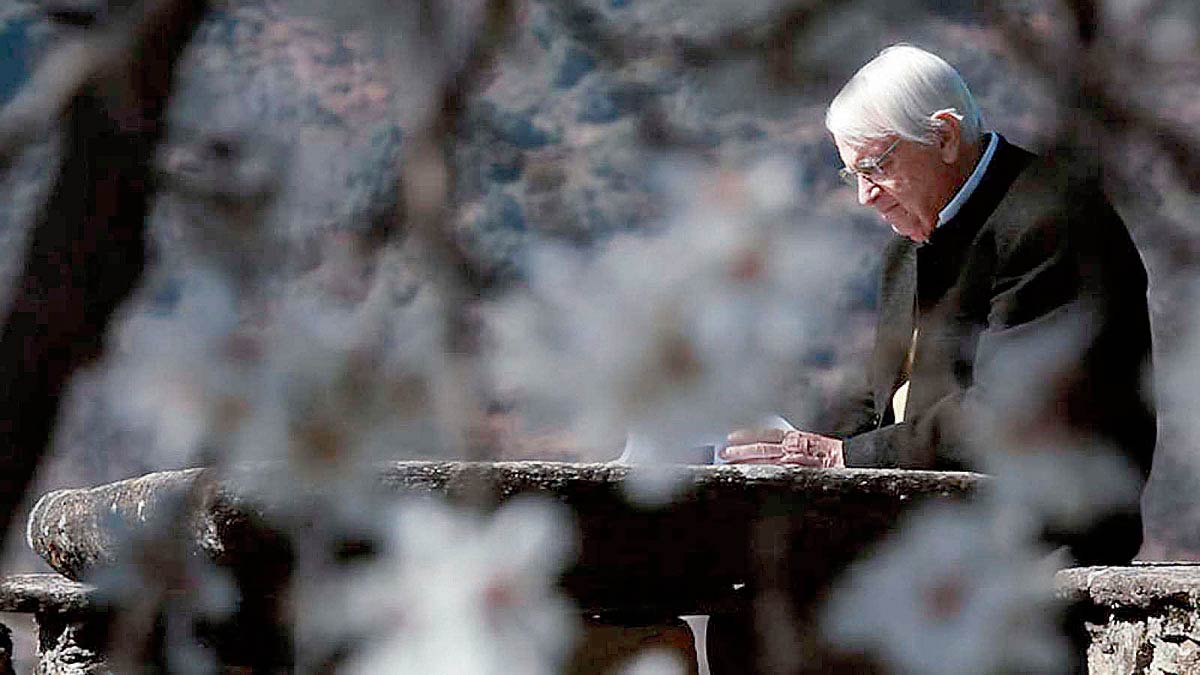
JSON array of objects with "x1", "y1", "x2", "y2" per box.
[{"x1": 930, "y1": 108, "x2": 963, "y2": 164}]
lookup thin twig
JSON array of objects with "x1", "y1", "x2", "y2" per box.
[{"x1": 397, "y1": 0, "x2": 518, "y2": 464}]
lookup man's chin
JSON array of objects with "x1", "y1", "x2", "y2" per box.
[
  {"x1": 889, "y1": 223, "x2": 926, "y2": 242},
  {"x1": 886, "y1": 217, "x2": 930, "y2": 242}
]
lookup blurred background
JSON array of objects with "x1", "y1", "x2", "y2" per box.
[{"x1": 1, "y1": 0, "x2": 1199, "y2": 671}]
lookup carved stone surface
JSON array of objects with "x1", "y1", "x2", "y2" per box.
[
  {"x1": 1057, "y1": 564, "x2": 1200, "y2": 610},
  {"x1": 0, "y1": 574, "x2": 94, "y2": 615},
  {"x1": 0, "y1": 621, "x2": 13, "y2": 675},
  {"x1": 1056, "y1": 564, "x2": 1200, "y2": 674},
  {"x1": 33, "y1": 613, "x2": 110, "y2": 675},
  {"x1": 28, "y1": 462, "x2": 982, "y2": 615},
  {"x1": 27, "y1": 468, "x2": 209, "y2": 580},
  {"x1": 0, "y1": 574, "x2": 105, "y2": 674}
]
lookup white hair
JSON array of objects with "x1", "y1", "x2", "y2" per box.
[{"x1": 825, "y1": 44, "x2": 983, "y2": 148}]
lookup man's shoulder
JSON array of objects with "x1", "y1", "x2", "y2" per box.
[
  {"x1": 985, "y1": 140, "x2": 1119, "y2": 242},
  {"x1": 981, "y1": 141, "x2": 1145, "y2": 280}
]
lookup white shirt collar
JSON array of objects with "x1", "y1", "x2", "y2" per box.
[{"x1": 937, "y1": 132, "x2": 999, "y2": 227}]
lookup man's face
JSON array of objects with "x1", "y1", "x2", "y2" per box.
[{"x1": 834, "y1": 135, "x2": 954, "y2": 243}]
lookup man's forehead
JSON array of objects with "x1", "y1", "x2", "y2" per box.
[{"x1": 834, "y1": 135, "x2": 894, "y2": 165}]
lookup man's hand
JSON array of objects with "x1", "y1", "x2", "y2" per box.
[{"x1": 720, "y1": 428, "x2": 845, "y2": 468}]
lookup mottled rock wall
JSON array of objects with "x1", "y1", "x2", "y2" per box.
[
  {"x1": 1058, "y1": 565, "x2": 1200, "y2": 674},
  {"x1": 1088, "y1": 608, "x2": 1200, "y2": 674},
  {"x1": 2, "y1": 0, "x2": 1200, "y2": 558}
]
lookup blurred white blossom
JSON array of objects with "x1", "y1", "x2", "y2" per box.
[
  {"x1": 105, "y1": 268, "x2": 256, "y2": 465},
  {"x1": 822, "y1": 503, "x2": 1066, "y2": 675},
  {"x1": 92, "y1": 510, "x2": 240, "y2": 675},
  {"x1": 618, "y1": 647, "x2": 690, "y2": 675},
  {"x1": 1101, "y1": 0, "x2": 1200, "y2": 63},
  {"x1": 485, "y1": 155, "x2": 855, "y2": 466},
  {"x1": 300, "y1": 496, "x2": 579, "y2": 675},
  {"x1": 965, "y1": 306, "x2": 1144, "y2": 536},
  {"x1": 230, "y1": 249, "x2": 451, "y2": 480},
  {"x1": 984, "y1": 445, "x2": 1143, "y2": 534},
  {"x1": 1157, "y1": 282, "x2": 1200, "y2": 472},
  {"x1": 289, "y1": 0, "x2": 488, "y2": 129}
]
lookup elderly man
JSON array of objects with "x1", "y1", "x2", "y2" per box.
[{"x1": 721, "y1": 44, "x2": 1155, "y2": 565}]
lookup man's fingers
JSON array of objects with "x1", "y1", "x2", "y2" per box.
[
  {"x1": 721, "y1": 429, "x2": 842, "y2": 467},
  {"x1": 721, "y1": 442, "x2": 784, "y2": 462},
  {"x1": 726, "y1": 427, "x2": 788, "y2": 445},
  {"x1": 779, "y1": 453, "x2": 826, "y2": 467},
  {"x1": 722, "y1": 447, "x2": 826, "y2": 467}
]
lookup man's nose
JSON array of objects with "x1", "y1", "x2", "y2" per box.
[{"x1": 857, "y1": 175, "x2": 879, "y2": 205}]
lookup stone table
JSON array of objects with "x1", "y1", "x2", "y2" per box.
[{"x1": 16, "y1": 461, "x2": 983, "y2": 671}]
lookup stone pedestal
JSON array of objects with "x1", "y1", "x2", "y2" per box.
[
  {"x1": 1057, "y1": 564, "x2": 1200, "y2": 674},
  {"x1": 0, "y1": 574, "x2": 105, "y2": 674}
]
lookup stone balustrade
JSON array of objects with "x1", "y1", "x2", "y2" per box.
[
  {"x1": 24, "y1": 462, "x2": 981, "y2": 616},
  {"x1": 1058, "y1": 564, "x2": 1200, "y2": 673},
  {"x1": 3, "y1": 461, "x2": 1196, "y2": 673}
]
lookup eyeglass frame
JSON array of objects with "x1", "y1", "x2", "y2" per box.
[{"x1": 837, "y1": 137, "x2": 902, "y2": 187}]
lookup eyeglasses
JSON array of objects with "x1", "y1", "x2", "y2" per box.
[{"x1": 838, "y1": 137, "x2": 901, "y2": 187}]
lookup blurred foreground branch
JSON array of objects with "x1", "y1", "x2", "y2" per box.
[
  {"x1": 989, "y1": 0, "x2": 1200, "y2": 194},
  {"x1": 399, "y1": 0, "x2": 517, "y2": 461},
  {"x1": 0, "y1": 0, "x2": 209, "y2": 542}
]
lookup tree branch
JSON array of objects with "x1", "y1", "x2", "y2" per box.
[{"x1": 0, "y1": 0, "x2": 209, "y2": 542}]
